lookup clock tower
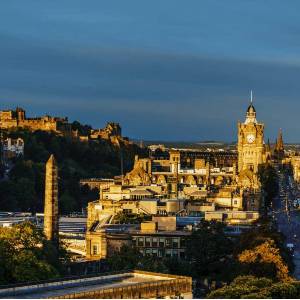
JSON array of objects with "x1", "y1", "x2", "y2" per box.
[{"x1": 238, "y1": 98, "x2": 264, "y2": 176}]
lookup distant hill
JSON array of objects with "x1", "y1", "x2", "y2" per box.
[{"x1": 0, "y1": 128, "x2": 146, "y2": 214}]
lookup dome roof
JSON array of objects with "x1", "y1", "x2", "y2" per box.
[{"x1": 247, "y1": 103, "x2": 256, "y2": 114}]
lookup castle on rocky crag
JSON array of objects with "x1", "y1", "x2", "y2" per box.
[{"x1": 0, "y1": 107, "x2": 71, "y2": 135}]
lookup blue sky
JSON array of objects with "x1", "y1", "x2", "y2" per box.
[{"x1": 1, "y1": 1, "x2": 300, "y2": 141}]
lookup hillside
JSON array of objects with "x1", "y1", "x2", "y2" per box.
[{"x1": 0, "y1": 128, "x2": 146, "y2": 213}]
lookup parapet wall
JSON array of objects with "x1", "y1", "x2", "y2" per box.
[{"x1": 0, "y1": 270, "x2": 193, "y2": 299}]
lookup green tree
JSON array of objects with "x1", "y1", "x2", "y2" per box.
[
  {"x1": 60, "y1": 191, "x2": 77, "y2": 214},
  {"x1": 185, "y1": 220, "x2": 234, "y2": 280},
  {"x1": 3, "y1": 127, "x2": 146, "y2": 214},
  {"x1": 207, "y1": 276, "x2": 300, "y2": 299},
  {"x1": 0, "y1": 222, "x2": 68, "y2": 284},
  {"x1": 113, "y1": 212, "x2": 151, "y2": 224},
  {"x1": 107, "y1": 244, "x2": 169, "y2": 274},
  {"x1": 0, "y1": 181, "x2": 19, "y2": 211},
  {"x1": 106, "y1": 245, "x2": 143, "y2": 271}
]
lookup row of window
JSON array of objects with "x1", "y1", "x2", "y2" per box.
[
  {"x1": 133, "y1": 236, "x2": 185, "y2": 248},
  {"x1": 91, "y1": 237, "x2": 186, "y2": 256},
  {"x1": 243, "y1": 151, "x2": 256, "y2": 155},
  {"x1": 139, "y1": 248, "x2": 185, "y2": 258}
]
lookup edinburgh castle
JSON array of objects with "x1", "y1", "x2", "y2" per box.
[{"x1": 0, "y1": 107, "x2": 71, "y2": 134}]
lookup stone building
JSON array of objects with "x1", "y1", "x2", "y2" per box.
[
  {"x1": 90, "y1": 122, "x2": 122, "y2": 140},
  {"x1": 80, "y1": 178, "x2": 115, "y2": 192},
  {"x1": 85, "y1": 99, "x2": 268, "y2": 261},
  {"x1": 86, "y1": 212, "x2": 259, "y2": 261},
  {"x1": 44, "y1": 154, "x2": 59, "y2": 245},
  {"x1": 237, "y1": 100, "x2": 266, "y2": 189},
  {"x1": 291, "y1": 156, "x2": 300, "y2": 183},
  {"x1": 124, "y1": 151, "x2": 237, "y2": 189},
  {"x1": 86, "y1": 218, "x2": 191, "y2": 260},
  {"x1": 2, "y1": 137, "x2": 24, "y2": 158},
  {"x1": 0, "y1": 107, "x2": 71, "y2": 135}
]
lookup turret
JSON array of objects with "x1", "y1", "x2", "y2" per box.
[{"x1": 16, "y1": 107, "x2": 25, "y2": 121}]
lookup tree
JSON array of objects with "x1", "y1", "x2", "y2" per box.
[
  {"x1": 0, "y1": 181, "x2": 19, "y2": 211},
  {"x1": 106, "y1": 245, "x2": 143, "y2": 271},
  {"x1": 0, "y1": 222, "x2": 68, "y2": 284},
  {"x1": 207, "y1": 276, "x2": 300, "y2": 299},
  {"x1": 106, "y1": 244, "x2": 169, "y2": 274},
  {"x1": 80, "y1": 184, "x2": 99, "y2": 208},
  {"x1": 238, "y1": 240, "x2": 291, "y2": 282},
  {"x1": 2, "y1": 127, "x2": 146, "y2": 214},
  {"x1": 113, "y1": 212, "x2": 151, "y2": 224},
  {"x1": 185, "y1": 220, "x2": 235, "y2": 280},
  {"x1": 235, "y1": 222, "x2": 294, "y2": 275}
]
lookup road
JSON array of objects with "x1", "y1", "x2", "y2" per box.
[{"x1": 272, "y1": 165, "x2": 300, "y2": 279}]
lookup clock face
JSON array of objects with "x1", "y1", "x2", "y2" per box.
[{"x1": 247, "y1": 134, "x2": 255, "y2": 144}]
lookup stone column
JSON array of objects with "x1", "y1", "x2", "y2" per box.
[{"x1": 44, "y1": 154, "x2": 59, "y2": 245}]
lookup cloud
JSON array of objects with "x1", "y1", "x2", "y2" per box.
[{"x1": 1, "y1": 1, "x2": 300, "y2": 141}]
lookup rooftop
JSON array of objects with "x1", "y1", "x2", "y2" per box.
[{"x1": 0, "y1": 270, "x2": 192, "y2": 299}]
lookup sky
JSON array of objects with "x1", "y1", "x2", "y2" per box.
[{"x1": 1, "y1": 1, "x2": 300, "y2": 142}]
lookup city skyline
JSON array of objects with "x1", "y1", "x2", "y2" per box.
[{"x1": 1, "y1": 1, "x2": 300, "y2": 141}]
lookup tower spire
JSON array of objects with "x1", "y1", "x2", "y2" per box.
[
  {"x1": 245, "y1": 91, "x2": 257, "y2": 124},
  {"x1": 277, "y1": 128, "x2": 284, "y2": 151}
]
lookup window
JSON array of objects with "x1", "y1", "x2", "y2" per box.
[
  {"x1": 152, "y1": 237, "x2": 158, "y2": 247},
  {"x1": 132, "y1": 237, "x2": 137, "y2": 246},
  {"x1": 152, "y1": 249, "x2": 158, "y2": 257},
  {"x1": 145, "y1": 249, "x2": 151, "y2": 256},
  {"x1": 165, "y1": 238, "x2": 172, "y2": 248},
  {"x1": 172, "y1": 249, "x2": 179, "y2": 257},
  {"x1": 145, "y1": 237, "x2": 151, "y2": 247},
  {"x1": 180, "y1": 238, "x2": 186, "y2": 247},
  {"x1": 159, "y1": 238, "x2": 165, "y2": 247},
  {"x1": 172, "y1": 238, "x2": 179, "y2": 248},
  {"x1": 234, "y1": 200, "x2": 238, "y2": 205},
  {"x1": 165, "y1": 249, "x2": 172, "y2": 257},
  {"x1": 180, "y1": 251, "x2": 185, "y2": 259},
  {"x1": 92, "y1": 244, "x2": 98, "y2": 255},
  {"x1": 158, "y1": 249, "x2": 164, "y2": 257},
  {"x1": 138, "y1": 237, "x2": 144, "y2": 247}
]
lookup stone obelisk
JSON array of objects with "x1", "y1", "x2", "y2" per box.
[{"x1": 44, "y1": 154, "x2": 59, "y2": 245}]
